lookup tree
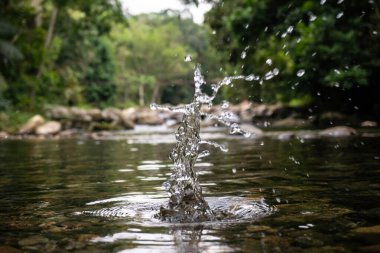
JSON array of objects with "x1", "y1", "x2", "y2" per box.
[
  {"x1": 205, "y1": 0, "x2": 380, "y2": 115},
  {"x1": 111, "y1": 14, "x2": 193, "y2": 105}
]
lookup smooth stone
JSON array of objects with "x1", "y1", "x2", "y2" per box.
[
  {"x1": 0, "y1": 131, "x2": 8, "y2": 139},
  {"x1": 294, "y1": 236, "x2": 324, "y2": 248},
  {"x1": 260, "y1": 235, "x2": 290, "y2": 251},
  {"x1": 319, "y1": 126, "x2": 358, "y2": 137},
  {"x1": 18, "y1": 235, "x2": 49, "y2": 247},
  {"x1": 19, "y1": 115, "x2": 45, "y2": 134},
  {"x1": 277, "y1": 132, "x2": 295, "y2": 140},
  {"x1": 35, "y1": 121, "x2": 62, "y2": 135},
  {"x1": 361, "y1": 120, "x2": 378, "y2": 128},
  {"x1": 247, "y1": 225, "x2": 277, "y2": 234},
  {"x1": 360, "y1": 244, "x2": 380, "y2": 252},
  {"x1": 240, "y1": 124, "x2": 263, "y2": 136},
  {"x1": 272, "y1": 118, "x2": 311, "y2": 128},
  {"x1": 70, "y1": 107, "x2": 92, "y2": 122},
  {"x1": 352, "y1": 225, "x2": 380, "y2": 234},
  {"x1": 0, "y1": 246, "x2": 23, "y2": 253},
  {"x1": 136, "y1": 110, "x2": 164, "y2": 125}
]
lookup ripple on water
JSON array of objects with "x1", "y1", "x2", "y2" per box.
[{"x1": 78, "y1": 195, "x2": 275, "y2": 225}]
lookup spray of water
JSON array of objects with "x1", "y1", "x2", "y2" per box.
[{"x1": 151, "y1": 63, "x2": 260, "y2": 222}]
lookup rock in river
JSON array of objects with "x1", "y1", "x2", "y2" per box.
[
  {"x1": 319, "y1": 126, "x2": 358, "y2": 137},
  {"x1": 36, "y1": 121, "x2": 62, "y2": 135},
  {"x1": 19, "y1": 115, "x2": 45, "y2": 134}
]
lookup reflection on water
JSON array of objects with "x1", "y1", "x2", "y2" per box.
[{"x1": 0, "y1": 131, "x2": 380, "y2": 252}]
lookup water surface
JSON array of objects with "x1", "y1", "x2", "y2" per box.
[{"x1": 0, "y1": 130, "x2": 379, "y2": 252}]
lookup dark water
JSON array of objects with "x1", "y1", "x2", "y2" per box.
[{"x1": 1, "y1": 130, "x2": 380, "y2": 252}]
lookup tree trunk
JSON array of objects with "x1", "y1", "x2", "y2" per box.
[
  {"x1": 139, "y1": 84, "x2": 145, "y2": 106},
  {"x1": 152, "y1": 83, "x2": 161, "y2": 104}
]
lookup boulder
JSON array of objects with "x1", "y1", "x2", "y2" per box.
[
  {"x1": 317, "y1": 111, "x2": 356, "y2": 127},
  {"x1": 36, "y1": 121, "x2": 62, "y2": 135},
  {"x1": 239, "y1": 124, "x2": 263, "y2": 136},
  {"x1": 70, "y1": 107, "x2": 91, "y2": 122},
  {"x1": 272, "y1": 118, "x2": 311, "y2": 128},
  {"x1": 19, "y1": 115, "x2": 45, "y2": 134},
  {"x1": 46, "y1": 106, "x2": 70, "y2": 119},
  {"x1": 87, "y1": 108, "x2": 102, "y2": 121},
  {"x1": 135, "y1": 109, "x2": 164, "y2": 125},
  {"x1": 0, "y1": 131, "x2": 8, "y2": 139},
  {"x1": 119, "y1": 112, "x2": 134, "y2": 129},
  {"x1": 101, "y1": 108, "x2": 121, "y2": 122},
  {"x1": 361, "y1": 120, "x2": 378, "y2": 128},
  {"x1": 319, "y1": 126, "x2": 358, "y2": 137},
  {"x1": 121, "y1": 108, "x2": 138, "y2": 123}
]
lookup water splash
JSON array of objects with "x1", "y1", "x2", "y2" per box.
[{"x1": 151, "y1": 64, "x2": 258, "y2": 222}]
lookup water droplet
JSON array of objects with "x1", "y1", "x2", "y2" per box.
[
  {"x1": 309, "y1": 12, "x2": 317, "y2": 22},
  {"x1": 232, "y1": 168, "x2": 237, "y2": 174},
  {"x1": 273, "y1": 68, "x2": 280, "y2": 76},
  {"x1": 373, "y1": 31, "x2": 378, "y2": 35},
  {"x1": 320, "y1": 0, "x2": 326, "y2": 5},
  {"x1": 221, "y1": 100, "x2": 230, "y2": 109},
  {"x1": 241, "y1": 51, "x2": 247, "y2": 59},
  {"x1": 297, "y1": 69, "x2": 305, "y2": 77},
  {"x1": 266, "y1": 59, "x2": 273, "y2": 66},
  {"x1": 184, "y1": 55, "x2": 192, "y2": 62},
  {"x1": 150, "y1": 103, "x2": 158, "y2": 110},
  {"x1": 245, "y1": 23, "x2": 249, "y2": 29},
  {"x1": 336, "y1": 12, "x2": 344, "y2": 19},
  {"x1": 287, "y1": 26, "x2": 294, "y2": 33},
  {"x1": 337, "y1": 0, "x2": 344, "y2": 4},
  {"x1": 264, "y1": 71, "x2": 275, "y2": 80}
]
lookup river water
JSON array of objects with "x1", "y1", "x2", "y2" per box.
[{"x1": 0, "y1": 128, "x2": 379, "y2": 252}]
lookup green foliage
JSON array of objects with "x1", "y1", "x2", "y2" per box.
[{"x1": 206, "y1": 0, "x2": 380, "y2": 114}]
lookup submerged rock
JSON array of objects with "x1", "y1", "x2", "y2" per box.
[
  {"x1": 361, "y1": 120, "x2": 378, "y2": 128},
  {"x1": 352, "y1": 225, "x2": 380, "y2": 234},
  {"x1": 0, "y1": 246, "x2": 23, "y2": 253},
  {"x1": 272, "y1": 117, "x2": 311, "y2": 128},
  {"x1": 19, "y1": 115, "x2": 45, "y2": 134},
  {"x1": 36, "y1": 121, "x2": 62, "y2": 135},
  {"x1": 239, "y1": 124, "x2": 263, "y2": 136},
  {"x1": 18, "y1": 235, "x2": 49, "y2": 247},
  {"x1": 319, "y1": 126, "x2": 358, "y2": 137}
]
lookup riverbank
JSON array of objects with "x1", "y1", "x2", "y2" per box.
[{"x1": 0, "y1": 102, "x2": 378, "y2": 140}]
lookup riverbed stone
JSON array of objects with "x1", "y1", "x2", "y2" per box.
[
  {"x1": 240, "y1": 124, "x2": 263, "y2": 136},
  {"x1": 136, "y1": 109, "x2": 164, "y2": 125},
  {"x1": 18, "y1": 235, "x2": 49, "y2": 247},
  {"x1": 272, "y1": 117, "x2": 311, "y2": 128},
  {"x1": 361, "y1": 120, "x2": 378, "y2": 128},
  {"x1": 319, "y1": 126, "x2": 358, "y2": 137},
  {"x1": 36, "y1": 121, "x2": 62, "y2": 135},
  {"x1": 247, "y1": 225, "x2": 277, "y2": 234},
  {"x1": 294, "y1": 236, "x2": 324, "y2": 248},
  {"x1": 19, "y1": 115, "x2": 45, "y2": 134},
  {"x1": 352, "y1": 225, "x2": 380, "y2": 234},
  {"x1": 360, "y1": 244, "x2": 380, "y2": 252},
  {"x1": 0, "y1": 246, "x2": 23, "y2": 253}
]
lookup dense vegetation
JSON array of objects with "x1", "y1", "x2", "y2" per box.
[
  {"x1": 0, "y1": 0, "x2": 379, "y2": 128},
  {"x1": 204, "y1": 0, "x2": 380, "y2": 116}
]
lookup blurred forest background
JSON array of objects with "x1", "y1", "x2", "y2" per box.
[{"x1": 0, "y1": 0, "x2": 379, "y2": 130}]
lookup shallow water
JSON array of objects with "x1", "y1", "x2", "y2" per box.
[{"x1": 1, "y1": 129, "x2": 380, "y2": 252}]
